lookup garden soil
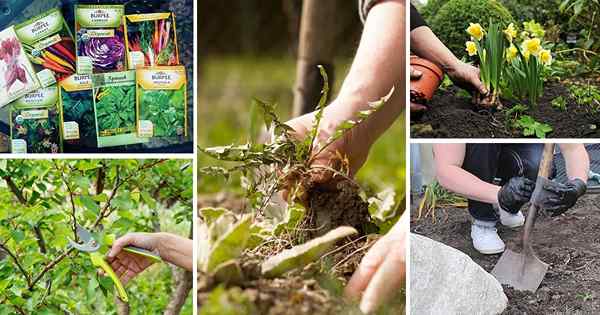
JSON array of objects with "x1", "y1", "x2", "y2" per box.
[
  {"x1": 411, "y1": 193, "x2": 600, "y2": 314},
  {"x1": 411, "y1": 82, "x2": 600, "y2": 138}
]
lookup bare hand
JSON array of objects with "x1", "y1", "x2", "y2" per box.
[
  {"x1": 105, "y1": 233, "x2": 160, "y2": 284},
  {"x1": 446, "y1": 61, "x2": 493, "y2": 107},
  {"x1": 410, "y1": 66, "x2": 427, "y2": 113},
  {"x1": 345, "y1": 212, "x2": 407, "y2": 314}
]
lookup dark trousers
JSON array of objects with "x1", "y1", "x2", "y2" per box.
[{"x1": 462, "y1": 144, "x2": 547, "y2": 221}]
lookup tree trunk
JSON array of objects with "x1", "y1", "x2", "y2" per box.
[
  {"x1": 293, "y1": 0, "x2": 338, "y2": 116},
  {"x1": 163, "y1": 224, "x2": 193, "y2": 315}
]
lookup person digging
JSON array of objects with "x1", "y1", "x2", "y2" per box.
[
  {"x1": 433, "y1": 144, "x2": 589, "y2": 254},
  {"x1": 409, "y1": 3, "x2": 490, "y2": 114}
]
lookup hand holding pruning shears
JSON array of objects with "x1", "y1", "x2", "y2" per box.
[{"x1": 68, "y1": 225, "x2": 162, "y2": 302}]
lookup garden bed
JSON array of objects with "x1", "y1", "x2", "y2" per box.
[
  {"x1": 411, "y1": 81, "x2": 600, "y2": 138},
  {"x1": 411, "y1": 193, "x2": 600, "y2": 313}
]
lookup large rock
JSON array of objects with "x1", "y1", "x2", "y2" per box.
[{"x1": 411, "y1": 233, "x2": 507, "y2": 315}]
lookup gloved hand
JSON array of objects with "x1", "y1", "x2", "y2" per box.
[
  {"x1": 498, "y1": 177, "x2": 536, "y2": 213},
  {"x1": 543, "y1": 178, "x2": 587, "y2": 216}
]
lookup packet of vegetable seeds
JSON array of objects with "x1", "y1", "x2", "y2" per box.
[
  {"x1": 136, "y1": 66, "x2": 187, "y2": 138},
  {"x1": 10, "y1": 86, "x2": 62, "y2": 153},
  {"x1": 75, "y1": 4, "x2": 126, "y2": 74},
  {"x1": 15, "y1": 8, "x2": 76, "y2": 88},
  {"x1": 0, "y1": 26, "x2": 40, "y2": 108},
  {"x1": 59, "y1": 74, "x2": 97, "y2": 151},
  {"x1": 124, "y1": 13, "x2": 179, "y2": 69},
  {"x1": 92, "y1": 70, "x2": 147, "y2": 147}
]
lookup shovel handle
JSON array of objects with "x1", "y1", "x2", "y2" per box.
[{"x1": 523, "y1": 143, "x2": 555, "y2": 251}]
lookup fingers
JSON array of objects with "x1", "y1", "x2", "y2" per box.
[
  {"x1": 410, "y1": 67, "x2": 422, "y2": 80},
  {"x1": 410, "y1": 102, "x2": 427, "y2": 113},
  {"x1": 359, "y1": 246, "x2": 406, "y2": 314},
  {"x1": 108, "y1": 234, "x2": 137, "y2": 259},
  {"x1": 345, "y1": 237, "x2": 390, "y2": 301}
]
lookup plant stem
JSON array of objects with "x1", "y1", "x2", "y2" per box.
[{"x1": 0, "y1": 243, "x2": 31, "y2": 287}]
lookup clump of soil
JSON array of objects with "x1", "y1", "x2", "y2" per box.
[
  {"x1": 411, "y1": 81, "x2": 600, "y2": 138},
  {"x1": 305, "y1": 179, "x2": 371, "y2": 237},
  {"x1": 411, "y1": 193, "x2": 600, "y2": 313}
]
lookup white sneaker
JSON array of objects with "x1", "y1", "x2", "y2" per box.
[
  {"x1": 471, "y1": 220, "x2": 505, "y2": 254},
  {"x1": 495, "y1": 204, "x2": 525, "y2": 228}
]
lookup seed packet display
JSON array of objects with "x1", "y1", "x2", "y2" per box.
[
  {"x1": 124, "y1": 13, "x2": 179, "y2": 69},
  {"x1": 15, "y1": 8, "x2": 76, "y2": 87},
  {"x1": 10, "y1": 86, "x2": 61, "y2": 153},
  {"x1": 75, "y1": 5, "x2": 126, "y2": 74},
  {"x1": 0, "y1": 27, "x2": 40, "y2": 108},
  {"x1": 59, "y1": 74, "x2": 97, "y2": 151},
  {"x1": 92, "y1": 70, "x2": 147, "y2": 147},
  {"x1": 136, "y1": 66, "x2": 187, "y2": 138}
]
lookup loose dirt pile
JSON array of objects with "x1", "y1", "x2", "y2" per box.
[
  {"x1": 411, "y1": 194, "x2": 600, "y2": 314},
  {"x1": 411, "y1": 82, "x2": 600, "y2": 138}
]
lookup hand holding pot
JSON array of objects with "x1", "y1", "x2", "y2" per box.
[{"x1": 410, "y1": 66, "x2": 427, "y2": 112}]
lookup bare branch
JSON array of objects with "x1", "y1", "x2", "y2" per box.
[
  {"x1": 28, "y1": 248, "x2": 74, "y2": 291},
  {"x1": 3, "y1": 176, "x2": 26, "y2": 204},
  {"x1": 0, "y1": 243, "x2": 31, "y2": 287}
]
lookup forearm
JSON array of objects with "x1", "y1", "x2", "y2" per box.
[
  {"x1": 436, "y1": 165, "x2": 500, "y2": 204},
  {"x1": 410, "y1": 26, "x2": 459, "y2": 72},
  {"x1": 560, "y1": 144, "x2": 589, "y2": 182},
  {"x1": 157, "y1": 233, "x2": 193, "y2": 271},
  {"x1": 326, "y1": 0, "x2": 405, "y2": 147}
]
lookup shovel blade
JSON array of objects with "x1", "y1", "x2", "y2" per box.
[{"x1": 491, "y1": 249, "x2": 549, "y2": 292}]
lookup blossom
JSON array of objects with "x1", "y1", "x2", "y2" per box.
[
  {"x1": 504, "y1": 23, "x2": 517, "y2": 42},
  {"x1": 522, "y1": 38, "x2": 542, "y2": 57},
  {"x1": 465, "y1": 41, "x2": 478, "y2": 56},
  {"x1": 539, "y1": 49, "x2": 552, "y2": 65},
  {"x1": 506, "y1": 45, "x2": 518, "y2": 62},
  {"x1": 467, "y1": 23, "x2": 484, "y2": 41}
]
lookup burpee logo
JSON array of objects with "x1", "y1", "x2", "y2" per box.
[
  {"x1": 31, "y1": 20, "x2": 50, "y2": 36},
  {"x1": 90, "y1": 9, "x2": 111, "y2": 23},
  {"x1": 151, "y1": 72, "x2": 172, "y2": 83}
]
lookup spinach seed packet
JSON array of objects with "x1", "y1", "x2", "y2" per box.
[
  {"x1": 75, "y1": 5, "x2": 126, "y2": 74},
  {"x1": 15, "y1": 8, "x2": 76, "y2": 87},
  {"x1": 136, "y1": 66, "x2": 187, "y2": 138},
  {"x1": 92, "y1": 70, "x2": 147, "y2": 147},
  {"x1": 59, "y1": 74, "x2": 97, "y2": 151},
  {"x1": 10, "y1": 86, "x2": 61, "y2": 153},
  {"x1": 124, "y1": 13, "x2": 180, "y2": 69}
]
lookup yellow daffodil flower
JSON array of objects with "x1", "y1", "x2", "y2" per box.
[
  {"x1": 539, "y1": 49, "x2": 552, "y2": 65},
  {"x1": 506, "y1": 45, "x2": 518, "y2": 62},
  {"x1": 465, "y1": 41, "x2": 478, "y2": 56},
  {"x1": 523, "y1": 50, "x2": 531, "y2": 61},
  {"x1": 504, "y1": 23, "x2": 517, "y2": 42},
  {"x1": 520, "y1": 31, "x2": 529, "y2": 39},
  {"x1": 467, "y1": 23, "x2": 484, "y2": 41},
  {"x1": 522, "y1": 38, "x2": 542, "y2": 56}
]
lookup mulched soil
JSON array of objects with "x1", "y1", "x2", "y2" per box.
[
  {"x1": 411, "y1": 81, "x2": 600, "y2": 138},
  {"x1": 411, "y1": 193, "x2": 600, "y2": 314}
]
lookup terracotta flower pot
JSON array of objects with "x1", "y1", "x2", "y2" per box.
[{"x1": 410, "y1": 55, "x2": 444, "y2": 105}]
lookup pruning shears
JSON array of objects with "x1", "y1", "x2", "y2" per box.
[{"x1": 68, "y1": 225, "x2": 162, "y2": 302}]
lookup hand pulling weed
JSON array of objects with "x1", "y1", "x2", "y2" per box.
[
  {"x1": 59, "y1": 74, "x2": 97, "y2": 150},
  {"x1": 136, "y1": 66, "x2": 187, "y2": 138},
  {"x1": 124, "y1": 13, "x2": 179, "y2": 69},
  {"x1": 15, "y1": 8, "x2": 76, "y2": 87},
  {"x1": 75, "y1": 5, "x2": 126, "y2": 74},
  {"x1": 10, "y1": 86, "x2": 61, "y2": 153}
]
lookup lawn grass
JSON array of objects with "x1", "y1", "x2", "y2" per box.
[{"x1": 198, "y1": 55, "x2": 405, "y2": 197}]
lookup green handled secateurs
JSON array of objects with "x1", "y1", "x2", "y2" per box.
[{"x1": 68, "y1": 224, "x2": 162, "y2": 302}]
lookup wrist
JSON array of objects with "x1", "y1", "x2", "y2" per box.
[{"x1": 155, "y1": 232, "x2": 171, "y2": 259}]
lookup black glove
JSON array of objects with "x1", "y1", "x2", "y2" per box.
[
  {"x1": 543, "y1": 178, "x2": 587, "y2": 216},
  {"x1": 498, "y1": 177, "x2": 536, "y2": 213}
]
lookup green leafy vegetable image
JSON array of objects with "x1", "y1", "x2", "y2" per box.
[
  {"x1": 62, "y1": 90, "x2": 97, "y2": 148},
  {"x1": 95, "y1": 86, "x2": 136, "y2": 135},
  {"x1": 139, "y1": 87, "x2": 185, "y2": 137}
]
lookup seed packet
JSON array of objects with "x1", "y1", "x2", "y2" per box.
[
  {"x1": 75, "y1": 5, "x2": 126, "y2": 74},
  {"x1": 10, "y1": 86, "x2": 61, "y2": 153},
  {"x1": 136, "y1": 66, "x2": 187, "y2": 138},
  {"x1": 0, "y1": 26, "x2": 40, "y2": 108},
  {"x1": 92, "y1": 70, "x2": 147, "y2": 147},
  {"x1": 15, "y1": 8, "x2": 76, "y2": 87},
  {"x1": 124, "y1": 13, "x2": 179, "y2": 69},
  {"x1": 59, "y1": 74, "x2": 97, "y2": 151}
]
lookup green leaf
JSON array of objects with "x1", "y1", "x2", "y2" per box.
[
  {"x1": 206, "y1": 216, "x2": 252, "y2": 272},
  {"x1": 79, "y1": 195, "x2": 100, "y2": 215}
]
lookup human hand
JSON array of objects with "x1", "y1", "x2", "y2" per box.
[
  {"x1": 105, "y1": 233, "x2": 162, "y2": 284},
  {"x1": 345, "y1": 212, "x2": 407, "y2": 314},
  {"x1": 543, "y1": 178, "x2": 587, "y2": 216},
  {"x1": 498, "y1": 177, "x2": 536, "y2": 213},
  {"x1": 410, "y1": 66, "x2": 427, "y2": 113},
  {"x1": 446, "y1": 61, "x2": 492, "y2": 107}
]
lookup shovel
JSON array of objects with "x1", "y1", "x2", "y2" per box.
[{"x1": 491, "y1": 143, "x2": 554, "y2": 292}]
